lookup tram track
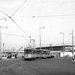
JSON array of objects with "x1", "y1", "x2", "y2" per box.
[
  {"x1": 19, "y1": 66, "x2": 44, "y2": 75},
  {"x1": 16, "y1": 60, "x2": 45, "y2": 75},
  {"x1": 5, "y1": 60, "x2": 36, "y2": 75},
  {"x1": 5, "y1": 60, "x2": 43, "y2": 75},
  {"x1": 13, "y1": 60, "x2": 38, "y2": 75},
  {"x1": 0, "y1": 59, "x2": 48, "y2": 75},
  {"x1": 6, "y1": 61, "x2": 24, "y2": 75},
  {"x1": 0, "y1": 58, "x2": 24, "y2": 75}
]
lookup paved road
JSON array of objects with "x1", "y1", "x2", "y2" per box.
[
  {"x1": 0, "y1": 58, "x2": 75, "y2": 75},
  {"x1": 6, "y1": 58, "x2": 75, "y2": 75},
  {"x1": 0, "y1": 58, "x2": 22, "y2": 75}
]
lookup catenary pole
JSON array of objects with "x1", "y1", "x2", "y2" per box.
[
  {"x1": 72, "y1": 30, "x2": 74, "y2": 60},
  {"x1": 60, "y1": 32, "x2": 64, "y2": 57},
  {"x1": 39, "y1": 26, "x2": 45, "y2": 50},
  {"x1": 0, "y1": 26, "x2": 7, "y2": 58}
]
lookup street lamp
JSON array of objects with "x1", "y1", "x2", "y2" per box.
[
  {"x1": 39, "y1": 26, "x2": 45, "y2": 50},
  {"x1": 71, "y1": 30, "x2": 74, "y2": 60},
  {"x1": 0, "y1": 18, "x2": 7, "y2": 58},
  {"x1": 0, "y1": 18, "x2": 6, "y2": 21},
  {"x1": 0, "y1": 26, "x2": 7, "y2": 51},
  {"x1": 69, "y1": 30, "x2": 74, "y2": 60},
  {"x1": 60, "y1": 32, "x2": 65, "y2": 57}
]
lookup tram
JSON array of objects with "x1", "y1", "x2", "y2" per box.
[
  {"x1": 24, "y1": 48, "x2": 35, "y2": 60},
  {"x1": 23, "y1": 48, "x2": 52, "y2": 60},
  {"x1": 42, "y1": 50, "x2": 50, "y2": 59}
]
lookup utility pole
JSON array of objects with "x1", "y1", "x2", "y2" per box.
[
  {"x1": 3, "y1": 43, "x2": 4, "y2": 52},
  {"x1": 39, "y1": 26, "x2": 45, "y2": 50},
  {"x1": 69, "y1": 30, "x2": 75, "y2": 61},
  {"x1": 39, "y1": 27, "x2": 41, "y2": 50},
  {"x1": 0, "y1": 26, "x2": 7, "y2": 58},
  {"x1": 72, "y1": 30, "x2": 74, "y2": 60},
  {"x1": 60, "y1": 32, "x2": 65, "y2": 57}
]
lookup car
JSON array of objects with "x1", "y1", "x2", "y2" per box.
[{"x1": 2, "y1": 55, "x2": 7, "y2": 59}]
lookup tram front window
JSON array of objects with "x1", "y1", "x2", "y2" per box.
[{"x1": 25, "y1": 50, "x2": 32, "y2": 54}]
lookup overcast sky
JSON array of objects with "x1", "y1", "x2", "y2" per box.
[{"x1": 0, "y1": 0, "x2": 75, "y2": 50}]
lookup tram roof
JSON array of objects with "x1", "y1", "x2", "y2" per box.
[{"x1": 24, "y1": 48, "x2": 49, "y2": 52}]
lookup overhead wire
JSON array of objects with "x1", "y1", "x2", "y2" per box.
[
  {"x1": 32, "y1": 14, "x2": 75, "y2": 18},
  {"x1": 1, "y1": 0, "x2": 75, "y2": 38},
  {"x1": 0, "y1": 0, "x2": 31, "y2": 38},
  {"x1": 0, "y1": 10, "x2": 31, "y2": 38},
  {"x1": 10, "y1": 17, "x2": 31, "y2": 37},
  {"x1": 0, "y1": 10, "x2": 9, "y2": 18},
  {"x1": 11, "y1": 0, "x2": 27, "y2": 17},
  {"x1": 1, "y1": 33, "x2": 27, "y2": 37}
]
